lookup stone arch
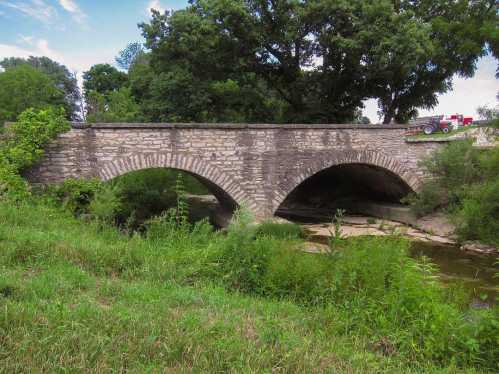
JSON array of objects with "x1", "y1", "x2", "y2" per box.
[
  {"x1": 98, "y1": 152, "x2": 258, "y2": 212},
  {"x1": 272, "y1": 149, "x2": 423, "y2": 214}
]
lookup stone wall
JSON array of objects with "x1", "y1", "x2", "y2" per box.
[{"x1": 27, "y1": 123, "x2": 443, "y2": 218}]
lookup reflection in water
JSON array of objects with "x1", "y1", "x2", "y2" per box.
[{"x1": 410, "y1": 241, "x2": 498, "y2": 305}]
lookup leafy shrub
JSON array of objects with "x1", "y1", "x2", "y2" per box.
[
  {"x1": 145, "y1": 176, "x2": 194, "y2": 240},
  {"x1": 211, "y1": 229, "x2": 498, "y2": 368},
  {"x1": 213, "y1": 209, "x2": 269, "y2": 292},
  {"x1": 0, "y1": 108, "x2": 69, "y2": 200},
  {"x1": 402, "y1": 180, "x2": 448, "y2": 216},
  {"x1": 46, "y1": 178, "x2": 102, "y2": 215},
  {"x1": 255, "y1": 221, "x2": 304, "y2": 239},
  {"x1": 408, "y1": 140, "x2": 499, "y2": 246},
  {"x1": 453, "y1": 179, "x2": 499, "y2": 247},
  {"x1": 88, "y1": 184, "x2": 123, "y2": 224}
]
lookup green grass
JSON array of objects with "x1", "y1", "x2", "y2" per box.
[{"x1": 0, "y1": 201, "x2": 497, "y2": 373}]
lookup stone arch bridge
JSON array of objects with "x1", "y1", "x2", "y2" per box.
[{"x1": 28, "y1": 123, "x2": 442, "y2": 219}]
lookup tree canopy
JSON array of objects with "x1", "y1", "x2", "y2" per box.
[
  {"x1": 137, "y1": 0, "x2": 498, "y2": 124},
  {"x1": 0, "y1": 65, "x2": 66, "y2": 124},
  {"x1": 115, "y1": 42, "x2": 146, "y2": 71},
  {"x1": 82, "y1": 64, "x2": 128, "y2": 97},
  {"x1": 0, "y1": 56, "x2": 81, "y2": 120}
]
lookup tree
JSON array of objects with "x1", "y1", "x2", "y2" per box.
[
  {"x1": 0, "y1": 56, "x2": 81, "y2": 120},
  {"x1": 137, "y1": 11, "x2": 282, "y2": 123},
  {"x1": 369, "y1": 0, "x2": 498, "y2": 123},
  {"x1": 86, "y1": 87, "x2": 143, "y2": 123},
  {"x1": 83, "y1": 64, "x2": 129, "y2": 119},
  {"x1": 83, "y1": 64, "x2": 128, "y2": 97},
  {"x1": 139, "y1": 0, "x2": 498, "y2": 124},
  {"x1": 115, "y1": 42, "x2": 145, "y2": 71},
  {"x1": 0, "y1": 65, "x2": 66, "y2": 124}
]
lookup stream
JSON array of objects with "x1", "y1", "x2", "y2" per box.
[
  {"x1": 188, "y1": 196, "x2": 498, "y2": 306},
  {"x1": 291, "y1": 217, "x2": 498, "y2": 306}
]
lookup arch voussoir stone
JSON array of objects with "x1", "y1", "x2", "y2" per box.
[{"x1": 98, "y1": 152, "x2": 256, "y2": 211}]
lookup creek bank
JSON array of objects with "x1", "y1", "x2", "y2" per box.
[{"x1": 188, "y1": 195, "x2": 498, "y2": 255}]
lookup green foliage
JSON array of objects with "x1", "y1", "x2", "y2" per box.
[
  {"x1": 46, "y1": 178, "x2": 102, "y2": 215},
  {"x1": 111, "y1": 168, "x2": 207, "y2": 229},
  {"x1": 83, "y1": 63, "x2": 130, "y2": 121},
  {"x1": 0, "y1": 65, "x2": 66, "y2": 124},
  {"x1": 402, "y1": 181, "x2": 448, "y2": 216},
  {"x1": 115, "y1": 42, "x2": 145, "y2": 70},
  {"x1": 47, "y1": 169, "x2": 210, "y2": 231},
  {"x1": 327, "y1": 208, "x2": 345, "y2": 252},
  {"x1": 0, "y1": 108, "x2": 70, "y2": 200},
  {"x1": 88, "y1": 185, "x2": 123, "y2": 224},
  {"x1": 477, "y1": 104, "x2": 499, "y2": 129},
  {"x1": 83, "y1": 64, "x2": 128, "y2": 97},
  {"x1": 255, "y1": 221, "x2": 304, "y2": 240},
  {"x1": 409, "y1": 140, "x2": 499, "y2": 246},
  {"x1": 0, "y1": 199, "x2": 497, "y2": 371},
  {"x1": 1, "y1": 56, "x2": 81, "y2": 120},
  {"x1": 454, "y1": 179, "x2": 499, "y2": 247},
  {"x1": 139, "y1": 1, "x2": 497, "y2": 124},
  {"x1": 86, "y1": 87, "x2": 143, "y2": 123},
  {"x1": 214, "y1": 209, "x2": 270, "y2": 293}
]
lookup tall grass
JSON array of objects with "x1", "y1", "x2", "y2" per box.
[{"x1": 0, "y1": 200, "x2": 497, "y2": 372}]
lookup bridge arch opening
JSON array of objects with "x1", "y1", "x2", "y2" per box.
[
  {"x1": 98, "y1": 153, "x2": 251, "y2": 227},
  {"x1": 102, "y1": 167, "x2": 238, "y2": 228},
  {"x1": 275, "y1": 163, "x2": 415, "y2": 222}
]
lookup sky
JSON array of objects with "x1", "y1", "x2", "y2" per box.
[{"x1": 0, "y1": 0, "x2": 497, "y2": 123}]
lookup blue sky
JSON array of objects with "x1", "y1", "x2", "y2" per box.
[{"x1": 0, "y1": 0, "x2": 497, "y2": 122}]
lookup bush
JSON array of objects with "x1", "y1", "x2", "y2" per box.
[
  {"x1": 0, "y1": 108, "x2": 69, "y2": 200},
  {"x1": 408, "y1": 140, "x2": 499, "y2": 246},
  {"x1": 46, "y1": 178, "x2": 103, "y2": 216},
  {"x1": 88, "y1": 184, "x2": 123, "y2": 224},
  {"x1": 453, "y1": 179, "x2": 499, "y2": 247},
  {"x1": 403, "y1": 180, "x2": 448, "y2": 217},
  {"x1": 255, "y1": 221, "x2": 304, "y2": 239},
  {"x1": 212, "y1": 231, "x2": 498, "y2": 368}
]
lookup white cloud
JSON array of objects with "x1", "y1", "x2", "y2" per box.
[
  {"x1": 18, "y1": 34, "x2": 34, "y2": 45},
  {"x1": 0, "y1": 0, "x2": 57, "y2": 25},
  {"x1": 147, "y1": 0, "x2": 166, "y2": 14},
  {"x1": 0, "y1": 39, "x2": 117, "y2": 94},
  {"x1": 0, "y1": 39, "x2": 67, "y2": 70},
  {"x1": 57, "y1": 0, "x2": 87, "y2": 25}
]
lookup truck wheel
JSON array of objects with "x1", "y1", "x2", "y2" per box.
[
  {"x1": 441, "y1": 126, "x2": 450, "y2": 134},
  {"x1": 423, "y1": 126, "x2": 433, "y2": 135}
]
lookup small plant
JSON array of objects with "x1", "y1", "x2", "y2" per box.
[
  {"x1": 367, "y1": 217, "x2": 376, "y2": 225},
  {"x1": 174, "y1": 173, "x2": 190, "y2": 231},
  {"x1": 145, "y1": 174, "x2": 192, "y2": 240},
  {"x1": 327, "y1": 208, "x2": 345, "y2": 253},
  {"x1": 88, "y1": 184, "x2": 123, "y2": 224}
]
